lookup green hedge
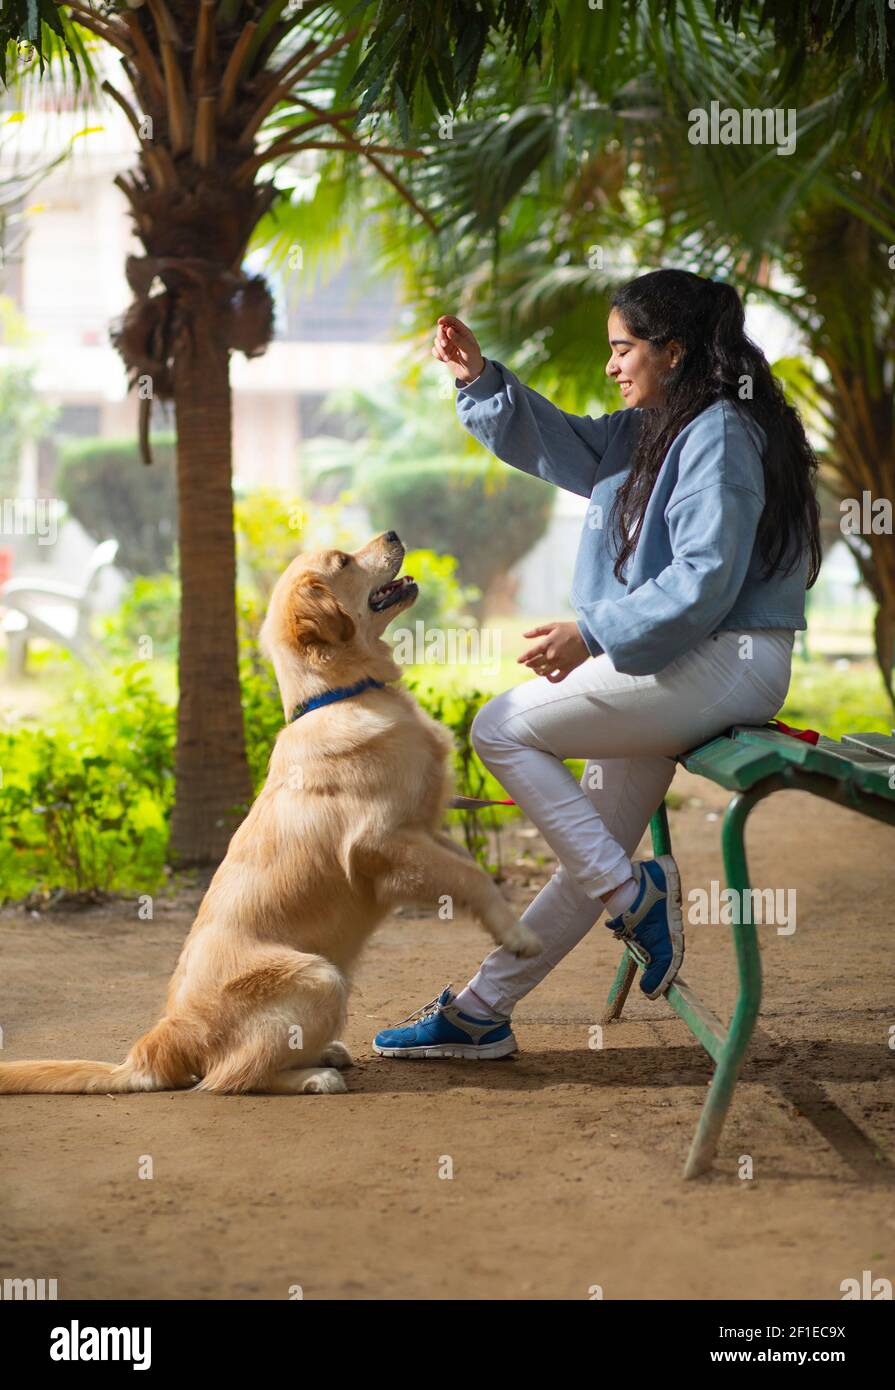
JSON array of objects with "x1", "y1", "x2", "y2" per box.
[
  {"x1": 0, "y1": 664, "x2": 507, "y2": 903},
  {"x1": 359, "y1": 454, "x2": 553, "y2": 613},
  {"x1": 56, "y1": 434, "x2": 177, "y2": 575},
  {"x1": 0, "y1": 666, "x2": 175, "y2": 903}
]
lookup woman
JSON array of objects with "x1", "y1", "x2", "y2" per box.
[{"x1": 372, "y1": 268, "x2": 821, "y2": 1060}]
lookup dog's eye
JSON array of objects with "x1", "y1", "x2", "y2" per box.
[{"x1": 337, "y1": 554, "x2": 351, "y2": 568}]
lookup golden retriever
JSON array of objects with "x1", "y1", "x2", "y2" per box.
[{"x1": 0, "y1": 532, "x2": 539, "y2": 1096}]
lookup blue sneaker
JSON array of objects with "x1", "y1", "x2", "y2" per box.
[
  {"x1": 605, "y1": 857, "x2": 684, "y2": 999},
  {"x1": 372, "y1": 986, "x2": 517, "y2": 1060}
]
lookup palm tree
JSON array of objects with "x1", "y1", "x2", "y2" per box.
[
  {"x1": 9, "y1": 0, "x2": 580, "y2": 864},
  {"x1": 23, "y1": 0, "x2": 440, "y2": 863}
]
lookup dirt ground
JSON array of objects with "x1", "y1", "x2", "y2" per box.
[{"x1": 1, "y1": 767, "x2": 893, "y2": 1302}]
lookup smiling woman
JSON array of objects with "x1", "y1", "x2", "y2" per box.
[
  {"x1": 605, "y1": 305, "x2": 681, "y2": 408},
  {"x1": 371, "y1": 271, "x2": 823, "y2": 1061}
]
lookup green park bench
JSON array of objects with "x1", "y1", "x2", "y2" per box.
[
  {"x1": 601, "y1": 722, "x2": 895, "y2": 1178},
  {"x1": 450, "y1": 720, "x2": 895, "y2": 1178}
]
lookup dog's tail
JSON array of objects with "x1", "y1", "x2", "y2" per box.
[
  {"x1": 0, "y1": 1059, "x2": 140, "y2": 1094},
  {"x1": 0, "y1": 1019, "x2": 194, "y2": 1095}
]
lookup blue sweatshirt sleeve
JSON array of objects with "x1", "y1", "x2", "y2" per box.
[
  {"x1": 574, "y1": 410, "x2": 766, "y2": 675},
  {"x1": 455, "y1": 358, "x2": 624, "y2": 499}
]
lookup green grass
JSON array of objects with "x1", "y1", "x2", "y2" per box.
[{"x1": 779, "y1": 657, "x2": 893, "y2": 740}]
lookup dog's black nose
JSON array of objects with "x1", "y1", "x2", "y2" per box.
[{"x1": 385, "y1": 530, "x2": 400, "y2": 544}]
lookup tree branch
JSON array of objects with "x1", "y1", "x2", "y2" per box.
[
  {"x1": 64, "y1": 3, "x2": 133, "y2": 54},
  {"x1": 121, "y1": 9, "x2": 166, "y2": 106},
  {"x1": 101, "y1": 78, "x2": 144, "y2": 140},
  {"x1": 193, "y1": 95, "x2": 216, "y2": 168},
  {"x1": 289, "y1": 96, "x2": 437, "y2": 233},
  {"x1": 242, "y1": 106, "x2": 359, "y2": 155},
  {"x1": 238, "y1": 38, "x2": 321, "y2": 148},
  {"x1": 192, "y1": 0, "x2": 217, "y2": 97},
  {"x1": 161, "y1": 38, "x2": 192, "y2": 154},
  {"x1": 219, "y1": 21, "x2": 258, "y2": 116},
  {"x1": 145, "y1": 0, "x2": 181, "y2": 48},
  {"x1": 287, "y1": 29, "x2": 359, "y2": 89},
  {"x1": 236, "y1": 137, "x2": 424, "y2": 186}
]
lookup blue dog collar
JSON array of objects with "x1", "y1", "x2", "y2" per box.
[{"x1": 290, "y1": 676, "x2": 385, "y2": 723}]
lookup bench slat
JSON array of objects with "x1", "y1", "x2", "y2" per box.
[
  {"x1": 729, "y1": 725, "x2": 848, "y2": 779},
  {"x1": 841, "y1": 732, "x2": 895, "y2": 758},
  {"x1": 814, "y1": 738, "x2": 895, "y2": 800},
  {"x1": 678, "y1": 736, "x2": 783, "y2": 789},
  {"x1": 679, "y1": 726, "x2": 895, "y2": 802}
]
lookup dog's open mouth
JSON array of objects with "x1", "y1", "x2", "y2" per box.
[{"x1": 368, "y1": 574, "x2": 418, "y2": 612}]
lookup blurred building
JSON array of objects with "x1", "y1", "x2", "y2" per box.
[{"x1": 0, "y1": 70, "x2": 404, "y2": 507}]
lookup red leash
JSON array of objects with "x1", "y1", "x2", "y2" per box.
[{"x1": 766, "y1": 717, "x2": 821, "y2": 745}]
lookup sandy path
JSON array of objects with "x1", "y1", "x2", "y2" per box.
[{"x1": 1, "y1": 769, "x2": 893, "y2": 1300}]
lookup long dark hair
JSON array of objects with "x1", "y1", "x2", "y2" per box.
[{"x1": 608, "y1": 269, "x2": 821, "y2": 588}]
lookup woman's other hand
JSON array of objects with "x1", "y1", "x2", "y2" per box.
[
  {"x1": 433, "y1": 315, "x2": 485, "y2": 384},
  {"x1": 518, "y1": 622, "x2": 590, "y2": 682}
]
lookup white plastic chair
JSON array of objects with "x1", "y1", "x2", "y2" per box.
[{"x1": 0, "y1": 538, "x2": 120, "y2": 676}]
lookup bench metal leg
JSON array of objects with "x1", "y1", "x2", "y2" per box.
[
  {"x1": 683, "y1": 788, "x2": 763, "y2": 1178},
  {"x1": 602, "y1": 950, "x2": 637, "y2": 1022},
  {"x1": 600, "y1": 793, "x2": 764, "y2": 1178}
]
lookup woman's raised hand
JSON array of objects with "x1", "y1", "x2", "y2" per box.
[{"x1": 432, "y1": 315, "x2": 485, "y2": 384}]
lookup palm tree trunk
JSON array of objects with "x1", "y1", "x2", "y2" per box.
[{"x1": 170, "y1": 328, "x2": 253, "y2": 864}]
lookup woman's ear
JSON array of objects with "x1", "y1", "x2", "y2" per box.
[
  {"x1": 289, "y1": 575, "x2": 356, "y2": 651},
  {"x1": 667, "y1": 338, "x2": 684, "y2": 368}
]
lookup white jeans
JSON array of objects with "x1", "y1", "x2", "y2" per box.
[{"x1": 465, "y1": 628, "x2": 795, "y2": 1016}]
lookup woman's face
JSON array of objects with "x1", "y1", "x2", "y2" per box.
[{"x1": 605, "y1": 308, "x2": 681, "y2": 409}]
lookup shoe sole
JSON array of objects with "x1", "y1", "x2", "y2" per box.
[
  {"x1": 643, "y1": 854, "x2": 685, "y2": 1000},
  {"x1": 371, "y1": 1037, "x2": 518, "y2": 1060}
]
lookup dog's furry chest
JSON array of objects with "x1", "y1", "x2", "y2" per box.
[{"x1": 267, "y1": 687, "x2": 456, "y2": 826}]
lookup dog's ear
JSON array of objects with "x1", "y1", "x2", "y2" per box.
[{"x1": 289, "y1": 575, "x2": 356, "y2": 650}]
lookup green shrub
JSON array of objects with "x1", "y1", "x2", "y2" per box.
[
  {"x1": 779, "y1": 658, "x2": 894, "y2": 741},
  {"x1": 387, "y1": 547, "x2": 479, "y2": 637},
  {"x1": 234, "y1": 489, "x2": 308, "y2": 604},
  {"x1": 100, "y1": 572, "x2": 180, "y2": 662},
  {"x1": 56, "y1": 434, "x2": 177, "y2": 575},
  {"x1": 404, "y1": 677, "x2": 519, "y2": 875},
  {"x1": 359, "y1": 455, "x2": 553, "y2": 615},
  {"x1": 0, "y1": 665, "x2": 175, "y2": 903},
  {"x1": 238, "y1": 586, "x2": 287, "y2": 792}
]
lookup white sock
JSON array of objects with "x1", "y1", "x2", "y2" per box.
[
  {"x1": 602, "y1": 872, "x2": 640, "y2": 920},
  {"x1": 452, "y1": 985, "x2": 508, "y2": 1021}
]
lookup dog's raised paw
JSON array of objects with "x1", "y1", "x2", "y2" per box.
[
  {"x1": 319, "y1": 1040, "x2": 353, "y2": 1069},
  {"x1": 300, "y1": 1067, "x2": 348, "y2": 1095},
  {"x1": 504, "y1": 926, "x2": 542, "y2": 958}
]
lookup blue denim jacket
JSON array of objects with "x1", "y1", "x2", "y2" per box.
[{"x1": 456, "y1": 358, "x2": 808, "y2": 676}]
